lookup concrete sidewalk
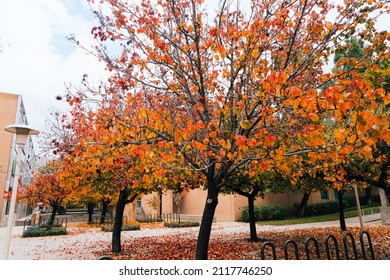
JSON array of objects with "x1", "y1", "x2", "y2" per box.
[{"x1": 0, "y1": 213, "x2": 383, "y2": 260}]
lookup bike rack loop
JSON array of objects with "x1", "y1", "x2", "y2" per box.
[
  {"x1": 360, "y1": 231, "x2": 375, "y2": 260},
  {"x1": 343, "y1": 233, "x2": 358, "y2": 260},
  {"x1": 325, "y1": 235, "x2": 340, "y2": 260},
  {"x1": 284, "y1": 240, "x2": 300, "y2": 260},
  {"x1": 305, "y1": 237, "x2": 321, "y2": 260},
  {"x1": 260, "y1": 241, "x2": 277, "y2": 260}
]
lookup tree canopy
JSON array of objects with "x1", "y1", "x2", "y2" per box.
[{"x1": 47, "y1": 0, "x2": 390, "y2": 259}]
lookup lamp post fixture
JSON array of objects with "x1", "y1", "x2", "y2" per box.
[{"x1": 3, "y1": 124, "x2": 39, "y2": 260}]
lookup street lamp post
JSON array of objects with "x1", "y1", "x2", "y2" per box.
[
  {"x1": 3, "y1": 124, "x2": 39, "y2": 260},
  {"x1": 353, "y1": 184, "x2": 364, "y2": 232}
]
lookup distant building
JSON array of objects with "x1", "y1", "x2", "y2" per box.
[
  {"x1": 134, "y1": 188, "x2": 338, "y2": 222},
  {"x1": 0, "y1": 92, "x2": 37, "y2": 226}
]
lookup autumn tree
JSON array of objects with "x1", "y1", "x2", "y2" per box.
[
  {"x1": 18, "y1": 160, "x2": 71, "y2": 226},
  {"x1": 327, "y1": 32, "x2": 390, "y2": 205},
  {"x1": 350, "y1": 55, "x2": 390, "y2": 204},
  {"x1": 81, "y1": 0, "x2": 390, "y2": 260},
  {"x1": 62, "y1": 85, "x2": 172, "y2": 252},
  {"x1": 63, "y1": 158, "x2": 112, "y2": 224}
]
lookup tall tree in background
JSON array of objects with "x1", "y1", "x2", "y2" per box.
[
  {"x1": 333, "y1": 37, "x2": 365, "y2": 72},
  {"x1": 330, "y1": 34, "x2": 390, "y2": 204}
]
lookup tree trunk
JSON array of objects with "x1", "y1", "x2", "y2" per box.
[
  {"x1": 296, "y1": 192, "x2": 310, "y2": 217},
  {"x1": 365, "y1": 187, "x2": 373, "y2": 205},
  {"x1": 100, "y1": 200, "x2": 109, "y2": 224},
  {"x1": 385, "y1": 186, "x2": 390, "y2": 205},
  {"x1": 195, "y1": 188, "x2": 218, "y2": 260},
  {"x1": 378, "y1": 187, "x2": 390, "y2": 207},
  {"x1": 338, "y1": 190, "x2": 346, "y2": 231},
  {"x1": 247, "y1": 195, "x2": 258, "y2": 241},
  {"x1": 48, "y1": 204, "x2": 58, "y2": 226},
  {"x1": 112, "y1": 189, "x2": 129, "y2": 253},
  {"x1": 87, "y1": 202, "x2": 95, "y2": 224}
]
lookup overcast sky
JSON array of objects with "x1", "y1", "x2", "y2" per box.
[
  {"x1": 0, "y1": 0, "x2": 107, "y2": 152},
  {"x1": 0, "y1": 0, "x2": 388, "y2": 155}
]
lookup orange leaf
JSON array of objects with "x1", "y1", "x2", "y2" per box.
[{"x1": 235, "y1": 135, "x2": 247, "y2": 146}]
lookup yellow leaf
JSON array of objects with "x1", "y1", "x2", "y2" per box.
[
  {"x1": 251, "y1": 48, "x2": 259, "y2": 58},
  {"x1": 347, "y1": 134, "x2": 357, "y2": 144},
  {"x1": 225, "y1": 139, "x2": 232, "y2": 150},
  {"x1": 361, "y1": 146, "x2": 372, "y2": 159},
  {"x1": 240, "y1": 120, "x2": 251, "y2": 130},
  {"x1": 335, "y1": 128, "x2": 346, "y2": 144},
  {"x1": 309, "y1": 113, "x2": 319, "y2": 122}
]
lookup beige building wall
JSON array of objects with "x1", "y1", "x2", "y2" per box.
[
  {"x1": 133, "y1": 188, "x2": 340, "y2": 223},
  {"x1": 0, "y1": 92, "x2": 37, "y2": 226},
  {"x1": 123, "y1": 201, "x2": 137, "y2": 222},
  {"x1": 141, "y1": 193, "x2": 160, "y2": 217},
  {"x1": 138, "y1": 189, "x2": 242, "y2": 222},
  {"x1": 180, "y1": 189, "x2": 238, "y2": 222},
  {"x1": 122, "y1": 187, "x2": 357, "y2": 223},
  {"x1": 123, "y1": 191, "x2": 173, "y2": 222},
  {"x1": 174, "y1": 188, "x2": 339, "y2": 222},
  {"x1": 132, "y1": 186, "x2": 342, "y2": 223},
  {"x1": 137, "y1": 191, "x2": 175, "y2": 218},
  {"x1": 0, "y1": 93, "x2": 19, "y2": 225}
]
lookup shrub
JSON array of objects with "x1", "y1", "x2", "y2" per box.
[
  {"x1": 304, "y1": 200, "x2": 342, "y2": 216},
  {"x1": 137, "y1": 218, "x2": 164, "y2": 223},
  {"x1": 22, "y1": 227, "x2": 67, "y2": 238},
  {"x1": 343, "y1": 195, "x2": 381, "y2": 208},
  {"x1": 39, "y1": 223, "x2": 63, "y2": 229},
  {"x1": 101, "y1": 224, "x2": 140, "y2": 232},
  {"x1": 240, "y1": 205, "x2": 287, "y2": 222},
  {"x1": 343, "y1": 196, "x2": 358, "y2": 208},
  {"x1": 164, "y1": 221, "x2": 200, "y2": 228},
  {"x1": 263, "y1": 205, "x2": 287, "y2": 220}
]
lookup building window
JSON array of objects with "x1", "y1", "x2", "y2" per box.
[
  {"x1": 136, "y1": 200, "x2": 142, "y2": 208},
  {"x1": 321, "y1": 191, "x2": 329, "y2": 200},
  {"x1": 333, "y1": 189, "x2": 339, "y2": 200},
  {"x1": 11, "y1": 160, "x2": 16, "y2": 175}
]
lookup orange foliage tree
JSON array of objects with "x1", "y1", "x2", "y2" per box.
[
  {"x1": 49, "y1": 84, "x2": 199, "y2": 253},
  {"x1": 61, "y1": 87, "x2": 169, "y2": 253},
  {"x1": 78, "y1": 0, "x2": 390, "y2": 259},
  {"x1": 337, "y1": 44, "x2": 390, "y2": 202},
  {"x1": 18, "y1": 160, "x2": 71, "y2": 226},
  {"x1": 311, "y1": 35, "x2": 390, "y2": 203}
]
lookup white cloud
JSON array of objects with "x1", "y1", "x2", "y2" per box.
[{"x1": 0, "y1": 0, "x2": 107, "y2": 151}]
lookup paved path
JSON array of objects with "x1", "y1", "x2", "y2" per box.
[{"x1": 0, "y1": 213, "x2": 383, "y2": 260}]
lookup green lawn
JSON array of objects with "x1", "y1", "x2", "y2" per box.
[{"x1": 256, "y1": 206, "x2": 380, "y2": 226}]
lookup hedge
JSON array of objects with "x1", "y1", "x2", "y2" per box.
[
  {"x1": 240, "y1": 205, "x2": 287, "y2": 222},
  {"x1": 343, "y1": 195, "x2": 380, "y2": 208},
  {"x1": 22, "y1": 226, "x2": 68, "y2": 238},
  {"x1": 164, "y1": 221, "x2": 200, "y2": 228},
  {"x1": 304, "y1": 200, "x2": 346, "y2": 216},
  {"x1": 101, "y1": 224, "x2": 141, "y2": 232}
]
